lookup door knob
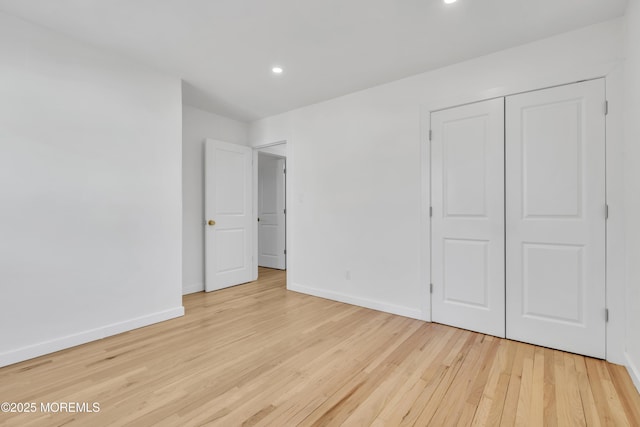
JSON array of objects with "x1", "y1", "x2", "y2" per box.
[{"x1": 208, "y1": 220, "x2": 216, "y2": 226}]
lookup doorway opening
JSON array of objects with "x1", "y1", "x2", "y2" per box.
[{"x1": 255, "y1": 143, "x2": 287, "y2": 279}]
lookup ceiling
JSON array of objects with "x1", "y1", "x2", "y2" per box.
[{"x1": 0, "y1": 0, "x2": 629, "y2": 122}]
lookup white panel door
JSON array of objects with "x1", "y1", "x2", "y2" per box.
[
  {"x1": 505, "y1": 80, "x2": 606, "y2": 358},
  {"x1": 431, "y1": 98, "x2": 505, "y2": 337},
  {"x1": 204, "y1": 139, "x2": 253, "y2": 292},
  {"x1": 258, "y1": 154, "x2": 286, "y2": 270}
]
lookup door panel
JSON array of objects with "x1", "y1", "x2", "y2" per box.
[
  {"x1": 443, "y1": 116, "x2": 489, "y2": 217},
  {"x1": 258, "y1": 154, "x2": 286, "y2": 269},
  {"x1": 505, "y1": 79, "x2": 606, "y2": 358},
  {"x1": 205, "y1": 139, "x2": 253, "y2": 291},
  {"x1": 522, "y1": 100, "x2": 582, "y2": 217},
  {"x1": 216, "y1": 229, "x2": 246, "y2": 273},
  {"x1": 216, "y1": 150, "x2": 247, "y2": 214},
  {"x1": 522, "y1": 243, "x2": 583, "y2": 323},
  {"x1": 431, "y1": 98, "x2": 505, "y2": 337},
  {"x1": 443, "y1": 239, "x2": 490, "y2": 307}
]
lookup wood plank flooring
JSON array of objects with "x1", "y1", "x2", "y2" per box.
[{"x1": 1, "y1": 268, "x2": 639, "y2": 426}]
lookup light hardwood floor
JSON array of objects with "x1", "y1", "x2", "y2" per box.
[{"x1": 1, "y1": 268, "x2": 639, "y2": 426}]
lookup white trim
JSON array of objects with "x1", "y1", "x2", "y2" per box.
[
  {"x1": 625, "y1": 352, "x2": 640, "y2": 394},
  {"x1": 182, "y1": 282, "x2": 204, "y2": 295},
  {"x1": 604, "y1": 66, "x2": 626, "y2": 365},
  {"x1": 289, "y1": 282, "x2": 426, "y2": 321},
  {"x1": 253, "y1": 140, "x2": 287, "y2": 149},
  {"x1": 252, "y1": 149, "x2": 259, "y2": 281},
  {"x1": 0, "y1": 307, "x2": 184, "y2": 368},
  {"x1": 420, "y1": 105, "x2": 432, "y2": 321}
]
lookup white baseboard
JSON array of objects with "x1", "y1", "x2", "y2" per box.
[
  {"x1": 288, "y1": 282, "x2": 426, "y2": 321},
  {"x1": 183, "y1": 282, "x2": 204, "y2": 295},
  {"x1": 0, "y1": 306, "x2": 184, "y2": 368},
  {"x1": 625, "y1": 351, "x2": 640, "y2": 394}
]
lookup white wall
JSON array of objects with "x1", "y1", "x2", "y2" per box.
[
  {"x1": 182, "y1": 104, "x2": 249, "y2": 294},
  {"x1": 249, "y1": 19, "x2": 627, "y2": 359},
  {"x1": 0, "y1": 12, "x2": 183, "y2": 367},
  {"x1": 624, "y1": 0, "x2": 640, "y2": 391}
]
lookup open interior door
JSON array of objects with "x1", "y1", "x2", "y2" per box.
[{"x1": 204, "y1": 139, "x2": 254, "y2": 292}]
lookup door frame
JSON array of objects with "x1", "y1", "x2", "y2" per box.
[
  {"x1": 252, "y1": 141, "x2": 289, "y2": 280},
  {"x1": 422, "y1": 74, "x2": 626, "y2": 364}
]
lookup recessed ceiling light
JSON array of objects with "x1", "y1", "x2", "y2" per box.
[
  {"x1": 444, "y1": 0, "x2": 457, "y2": 4},
  {"x1": 272, "y1": 66, "x2": 283, "y2": 74}
]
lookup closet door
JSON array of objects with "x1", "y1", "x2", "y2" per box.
[
  {"x1": 431, "y1": 98, "x2": 505, "y2": 337},
  {"x1": 505, "y1": 80, "x2": 606, "y2": 358}
]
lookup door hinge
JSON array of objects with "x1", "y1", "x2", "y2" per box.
[
  {"x1": 605, "y1": 100, "x2": 609, "y2": 116},
  {"x1": 429, "y1": 206, "x2": 433, "y2": 217},
  {"x1": 284, "y1": 208, "x2": 286, "y2": 214},
  {"x1": 283, "y1": 168, "x2": 286, "y2": 174},
  {"x1": 430, "y1": 283, "x2": 433, "y2": 294},
  {"x1": 284, "y1": 249, "x2": 287, "y2": 255},
  {"x1": 429, "y1": 129, "x2": 432, "y2": 141},
  {"x1": 605, "y1": 204, "x2": 609, "y2": 220},
  {"x1": 605, "y1": 308, "x2": 609, "y2": 322}
]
